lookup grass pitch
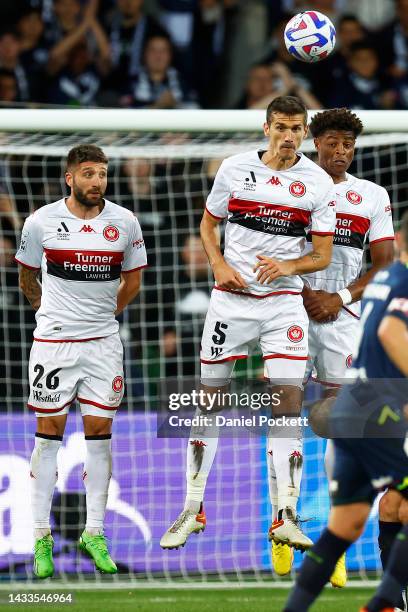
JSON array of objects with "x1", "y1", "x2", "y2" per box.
[{"x1": 0, "y1": 587, "x2": 374, "y2": 611}]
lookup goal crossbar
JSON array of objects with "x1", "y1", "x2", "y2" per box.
[{"x1": 0, "y1": 108, "x2": 408, "y2": 133}]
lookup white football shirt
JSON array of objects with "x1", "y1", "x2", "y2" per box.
[
  {"x1": 303, "y1": 173, "x2": 394, "y2": 317},
  {"x1": 206, "y1": 150, "x2": 336, "y2": 297},
  {"x1": 15, "y1": 198, "x2": 147, "y2": 340}
]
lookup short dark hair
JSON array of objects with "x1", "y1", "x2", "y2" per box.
[
  {"x1": 266, "y1": 96, "x2": 308, "y2": 125},
  {"x1": 66, "y1": 144, "x2": 108, "y2": 170},
  {"x1": 399, "y1": 210, "x2": 408, "y2": 249},
  {"x1": 309, "y1": 107, "x2": 363, "y2": 138}
]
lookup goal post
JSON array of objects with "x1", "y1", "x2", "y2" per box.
[{"x1": 0, "y1": 109, "x2": 407, "y2": 584}]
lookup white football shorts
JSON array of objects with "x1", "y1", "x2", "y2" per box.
[
  {"x1": 28, "y1": 333, "x2": 124, "y2": 418},
  {"x1": 200, "y1": 288, "x2": 309, "y2": 385},
  {"x1": 305, "y1": 309, "x2": 360, "y2": 387}
]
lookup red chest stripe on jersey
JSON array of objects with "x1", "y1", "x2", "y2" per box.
[
  {"x1": 335, "y1": 213, "x2": 371, "y2": 235},
  {"x1": 228, "y1": 198, "x2": 311, "y2": 238},
  {"x1": 228, "y1": 198, "x2": 311, "y2": 224},
  {"x1": 44, "y1": 249, "x2": 124, "y2": 265},
  {"x1": 307, "y1": 213, "x2": 371, "y2": 250},
  {"x1": 44, "y1": 249, "x2": 124, "y2": 282}
]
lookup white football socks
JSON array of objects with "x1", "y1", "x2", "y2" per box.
[
  {"x1": 266, "y1": 441, "x2": 278, "y2": 521},
  {"x1": 30, "y1": 433, "x2": 62, "y2": 540},
  {"x1": 83, "y1": 435, "x2": 112, "y2": 533},
  {"x1": 184, "y1": 412, "x2": 219, "y2": 514},
  {"x1": 268, "y1": 424, "x2": 303, "y2": 515}
]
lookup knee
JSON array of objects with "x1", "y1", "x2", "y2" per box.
[
  {"x1": 36, "y1": 417, "x2": 65, "y2": 437},
  {"x1": 83, "y1": 416, "x2": 112, "y2": 437},
  {"x1": 309, "y1": 397, "x2": 335, "y2": 438},
  {"x1": 329, "y1": 505, "x2": 368, "y2": 541},
  {"x1": 379, "y1": 491, "x2": 401, "y2": 522},
  {"x1": 398, "y1": 499, "x2": 408, "y2": 524}
]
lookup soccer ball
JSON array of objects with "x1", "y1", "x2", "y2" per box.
[{"x1": 284, "y1": 11, "x2": 336, "y2": 63}]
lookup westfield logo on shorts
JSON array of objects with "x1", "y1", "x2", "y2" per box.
[
  {"x1": 287, "y1": 325, "x2": 304, "y2": 343},
  {"x1": 289, "y1": 182, "x2": 306, "y2": 197},
  {"x1": 112, "y1": 376, "x2": 124, "y2": 392},
  {"x1": 104, "y1": 225, "x2": 119, "y2": 241}
]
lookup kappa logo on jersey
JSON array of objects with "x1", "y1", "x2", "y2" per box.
[
  {"x1": 289, "y1": 181, "x2": 306, "y2": 197},
  {"x1": 80, "y1": 224, "x2": 96, "y2": 233},
  {"x1": 287, "y1": 325, "x2": 304, "y2": 343},
  {"x1": 266, "y1": 176, "x2": 282, "y2": 186},
  {"x1": 346, "y1": 190, "x2": 362, "y2": 205},
  {"x1": 112, "y1": 376, "x2": 124, "y2": 393},
  {"x1": 346, "y1": 354, "x2": 353, "y2": 368},
  {"x1": 103, "y1": 225, "x2": 119, "y2": 242}
]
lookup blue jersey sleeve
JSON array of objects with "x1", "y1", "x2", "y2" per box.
[{"x1": 386, "y1": 295, "x2": 408, "y2": 328}]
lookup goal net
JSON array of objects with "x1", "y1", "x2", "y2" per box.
[{"x1": 1, "y1": 110, "x2": 407, "y2": 585}]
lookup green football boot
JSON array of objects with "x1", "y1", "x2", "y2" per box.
[
  {"x1": 33, "y1": 534, "x2": 54, "y2": 579},
  {"x1": 78, "y1": 531, "x2": 117, "y2": 574}
]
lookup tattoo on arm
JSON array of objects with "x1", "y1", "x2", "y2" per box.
[
  {"x1": 19, "y1": 267, "x2": 42, "y2": 310},
  {"x1": 310, "y1": 252, "x2": 322, "y2": 264}
]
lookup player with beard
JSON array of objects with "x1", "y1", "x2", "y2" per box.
[{"x1": 15, "y1": 145, "x2": 147, "y2": 578}]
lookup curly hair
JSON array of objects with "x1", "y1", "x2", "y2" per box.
[{"x1": 309, "y1": 108, "x2": 363, "y2": 138}]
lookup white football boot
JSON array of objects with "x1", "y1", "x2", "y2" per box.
[
  {"x1": 268, "y1": 507, "x2": 313, "y2": 551},
  {"x1": 160, "y1": 508, "x2": 206, "y2": 549}
]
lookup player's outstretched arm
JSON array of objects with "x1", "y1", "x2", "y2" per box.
[
  {"x1": 254, "y1": 235, "x2": 333, "y2": 284},
  {"x1": 378, "y1": 316, "x2": 408, "y2": 377},
  {"x1": 115, "y1": 270, "x2": 142, "y2": 315},
  {"x1": 18, "y1": 265, "x2": 42, "y2": 310},
  {"x1": 200, "y1": 210, "x2": 247, "y2": 290}
]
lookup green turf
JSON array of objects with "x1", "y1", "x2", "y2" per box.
[{"x1": 0, "y1": 587, "x2": 373, "y2": 612}]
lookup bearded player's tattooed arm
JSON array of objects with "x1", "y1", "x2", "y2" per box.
[{"x1": 19, "y1": 266, "x2": 42, "y2": 310}]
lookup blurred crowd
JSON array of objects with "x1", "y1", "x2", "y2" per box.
[{"x1": 0, "y1": 0, "x2": 407, "y2": 110}]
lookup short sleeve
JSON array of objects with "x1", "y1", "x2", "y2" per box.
[
  {"x1": 369, "y1": 187, "x2": 395, "y2": 245},
  {"x1": 386, "y1": 296, "x2": 408, "y2": 328},
  {"x1": 122, "y1": 215, "x2": 148, "y2": 273},
  {"x1": 15, "y1": 214, "x2": 43, "y2": 270},
  {"x1": 310, "y1": 179, "x2": 336, "y2": 236},
  {"x1": 205, "y1": 160, "x2": 231, "y2": 220}
]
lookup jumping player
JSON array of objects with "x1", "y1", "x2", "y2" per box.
[
  {"x1": 270, "y1": 108, "x2": 395, "y2": 581},
  {"x1": 284, "y1": 211, "x2": 408, "y2": 612},
  {"x1": 160, "y1": 96, "x2": 336, "y2": 551},
  {"x1": 15, "y1": 145, "x2": 147, "y2": 578}
]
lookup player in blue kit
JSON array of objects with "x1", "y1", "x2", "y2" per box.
[{"x1": 285, "y1": 211, "x2": 408, "y2": 612}]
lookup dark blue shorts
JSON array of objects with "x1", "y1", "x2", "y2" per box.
[{"x1": 329, "y1": 382, "x2": 408, "y2": 506}]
